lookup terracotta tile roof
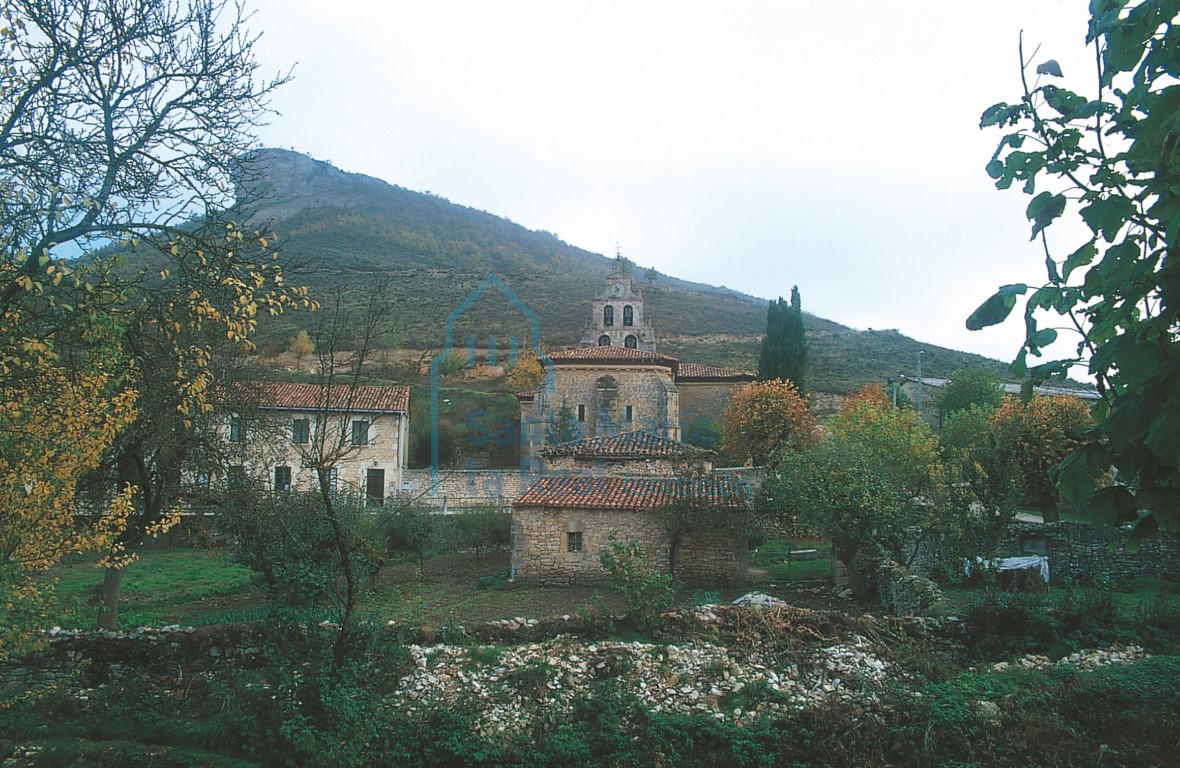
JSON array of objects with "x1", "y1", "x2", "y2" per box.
[
  {"x1": 541, "y1": 431, "x2": 714, "y2": 460},
  {"x1": 675, "y1": 363, "x2": 755, "y2": 382},
  {"x1": 548, "y1": 347, "x2": 679, "y2": 369},
  {"x1": 514, "y1": 475, "x2": 749, "y2": 510},
  {"x1": 249, "y1": 381, "x2": 409, "y2": 413}
]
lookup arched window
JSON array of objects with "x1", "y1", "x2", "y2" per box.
[
  {"x1": 624, "y1": 335, "x2": 638, "y2": 349},
  {"x1": 598, "y1": 335, "x2": 611, "y2": 346},
  {"x1": 603, "y1": 305, "x2": 614, "y2": 327},
  {"x1": 623, "y1": 305, "x2": 634, "y2": 326}
]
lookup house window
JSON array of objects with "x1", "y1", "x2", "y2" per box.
[
  {"x1": 227, "y1": 465, "x2": 246, "y2": 490},
  {"x1": 292, "y1": 418, "x2": 310, "y2": 445},
  {"x1": 603, "y1": 305, "x2": 614, "y2": 327},
  {"x1": 624, "y1": 335, "x2": 638, "y2": 349},
  {"x1": 623, "y1": 305, "x2": 634, "y2": 326},
  {"x1": 329, "y1": 467, "x2": 339, "y2": 492},
  {"x1": 196, "y1": 472, "x2": 210, "y2": 489},
  {"x1": 351, "y1": 419, "x2": 370, "y2": 446},
  {"x1": 577, "y1": 404, "x2": 585, "y2": 422},
  {"x1": 567, "y1": 531, "x2": 583, "y2": 553},
  {"x1": 598, "y1": 334, "x2": 611, "y2": 346},
  {"x1": 274, "y1": 466, "x2": 292, "y2": 493},
  {"x1": 228, "y1": 415, "x2": 242, "y2": 443},
  {"x1": 625, "y1": 405, "x2": 633, "y2": 422}
]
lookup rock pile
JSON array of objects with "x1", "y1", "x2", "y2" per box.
[
  {"x1": 991, "y1": 644, "x2": 1150, "y2": 673},
  {"x1": 391, "y1": 629, "x2": 898, "y2": 736}
]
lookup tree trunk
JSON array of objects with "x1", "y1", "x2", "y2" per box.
[
  {"x1": 1040, "y1": 495, "x2": 1060, "y2": 523},
  {"x1": 97, "y1": 566, "x2": 123, "y2": 630}
]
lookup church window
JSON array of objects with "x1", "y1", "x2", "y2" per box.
[
  {"x1": 625, "y1": 405, "x2": 633, "y2": 422},
  {"x1": 567, "y1": 531, "x2": 583, "y2": 553},
  {"x1": 624, "y1": 335, "x2": 638, "y2": 349},
  {"x1": 623, "y1": 305, "x2": 634, "y2": 326},
  {"x1": 598, "y1": 335, "x2": 611, "y2": 346},
  {"x1": 603, "y1": 305, "x2": 614, "y2": 327},
  {"x1": 577, "y1": 405, "x2": 585, "y2": 422}
]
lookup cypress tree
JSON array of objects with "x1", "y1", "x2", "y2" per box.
[{"x1": 758, "y1": 286, "x2": 807, "y2": 391}]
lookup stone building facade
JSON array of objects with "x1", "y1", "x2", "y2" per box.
[
  {"x1": 511, "y1": 474, "x2": 749, "y2": 586},
  {"x1": 540, "y1": 432, "x2": 715, "y2": 477},
  {"x1": 221, "y1": 381, "x2": 409, "y2": 502}
]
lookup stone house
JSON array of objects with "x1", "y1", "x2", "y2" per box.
[
  {"x1": 511, "y1": 473, "x2": 750, "y2": 586},
  {"x1": 220, "y1": 381, "x2": 409, "y2": 502}
]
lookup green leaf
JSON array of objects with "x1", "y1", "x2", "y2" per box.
[
  {"x1": 1026, "y1": 327, "x2": 1059, "y2": 349},
  {"x1": 966, "y1": 284, "x2": 1027, "y2": 330},
  {"x1": 980, "y1": 102, "x2": 1025, "y2": 129},
  {"x1": 1041, "y1": 85, "x2": 1087, "y2": 116},
  {"x1": 1036, "y1": 59, "x2": 1063, "y2": 77},
  {"x1": 1063, "y1": 241, "x2": 1097, "y2": 280},
  {"x1": 1026, "y1": 192, "x2": 1067, "y2": 240},
  {"x1": 1079, "y1": 196, "x2": 1135, "y2": 242},
  {"x1": 1144, "y1": 402, "x2": 1180, "y2": 466},
  {"x1": 1087, "y1": 485, "x2": 1140, "y2": 527}
]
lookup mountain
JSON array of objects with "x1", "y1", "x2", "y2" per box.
[{"x1": 236, "y1": 149, "x2": 1005, "y2": 394}]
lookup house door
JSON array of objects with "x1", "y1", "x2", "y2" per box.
[{"x1": 366, "y1": 468, "x2": 385, "y2": 505}]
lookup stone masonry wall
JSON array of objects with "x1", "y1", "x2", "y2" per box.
[
  {"x1": 401, "y1": 468, "x2": 538, "y2": 510},
  {"x1": 905, "y1": 520, "x2": 1180, "y2": 583},
  {"x1": 0, "y1": 624, "x2": 266, "y2": 701},
  {"x1": 511, "y1": 506, "x2": 746, "y2": 587},
  {"x1": 677, "y1": 381, "x2": 743, "y2": 435}
]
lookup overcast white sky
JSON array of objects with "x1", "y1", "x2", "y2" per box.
[{"x1": 246, "y1": 1, "x2": 1095, "y2": 365}]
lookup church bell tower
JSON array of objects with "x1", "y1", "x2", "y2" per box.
[{"x1": 580, "y1": 252, "x2": 657, "y2": 351}]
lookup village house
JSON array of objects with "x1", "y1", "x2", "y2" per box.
[
  {"x1": 220, "y1": 381, "x2": 409, "y2": 502},
  {"x1": 511, "y1": 472, "x2": 750, "y2": 586}
]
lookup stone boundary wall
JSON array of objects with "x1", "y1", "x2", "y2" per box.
[
  {"x1": 905, "y1": 520, "x2": 1180, "y2": 584},
  {"x1": 0, "y1": 624, "x2": 267, "y2": 700}
]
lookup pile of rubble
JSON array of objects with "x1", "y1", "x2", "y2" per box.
[
  {"x1": 391, "y1": 617, "x2": 900, "y2": 737},
  {"x1": 991, "y1": 644, "x2": 1151, "y2": 673}
]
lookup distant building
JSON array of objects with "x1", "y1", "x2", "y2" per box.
[
  {"x1": 219, "y1": 381, "x2": 409, "y2": 503},
  {"x1": 518, "y1": 262, "x2": 753, "y2": 468},
  {"x1": 899, "y1": 375, "x2": 1101, "y2": 426}
]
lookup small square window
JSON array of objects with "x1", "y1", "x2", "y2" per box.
[
  {"x1": 292, "y1": 418, "x2": 310, "y2": 445},
  {"x1": 351, "y1": 419, "x2": 370, "y2": 446},
  {"x1": 567, "y1": 531, "x2": 583, "y2": 553}
]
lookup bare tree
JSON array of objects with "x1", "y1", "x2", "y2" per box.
[{"x1": 0, "y1": 0, "x2": 289, "y2": 306}]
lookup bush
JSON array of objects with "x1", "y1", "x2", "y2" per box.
[{"x1": 599, "y1": 538, "x2": 678, "y2": 633}]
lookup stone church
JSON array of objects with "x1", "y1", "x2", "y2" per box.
[{"x1": 517, "y1": 259, "x2": 754, "y2": 469}]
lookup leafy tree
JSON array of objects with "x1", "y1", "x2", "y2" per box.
[
  {"x1": 721, "y1": 378, "x2": 816, "y2": 466},
  {"x1": 764, "y1": 386, "x2": 951, "y2": 598},
  {"x1": 971, "y1": 0, "x2": 1180, "y2": 538},
  {"x1": 935, "y1": 366, "x2": 1005, "y2": 423},
  {"x1": 0, "y1": 0, "x2": 300, "y2": 633},
  {"x1": 288, "y1": 330, "x2": 315, "y2": 358},
  {"x1": 547, "y1": 400, "x2": 581, "y2": 445},
  {"x1": 990, "y1": 395, "x2": 1095, "y2": 522},
  {"x1": 506, "y1": 352, "x2": 545, "y2": 391},
  {"x1": 941, "y1": 404, "x2": 1024, "y2": 551},
  {"x1": 436, "y1": 352, "x2": 466, "y2": 380},
  {"x1": 757, "y1": 286, "x2": 807, "y2": 390}
]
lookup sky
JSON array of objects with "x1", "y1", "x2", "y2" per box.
[{"x1": 245, "y1": 1, "x2": 1096, "y2": 367}]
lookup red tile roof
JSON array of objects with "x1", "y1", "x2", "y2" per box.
[
  {"x1": 250, "y1": 381, "x2": 409, "y2": 413},
  {"x1": 541, "y1": 431, "x2": 714, "y2": 460},
  {"x1": 548, "y1": 347, "x2": 679, "y2": 369},
  {"x1": 514, "y1": 475, "x2": 748, "y2": 510},
  {"x1": 675, "y1": 363, "x2": 755, "y2": 382}
]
